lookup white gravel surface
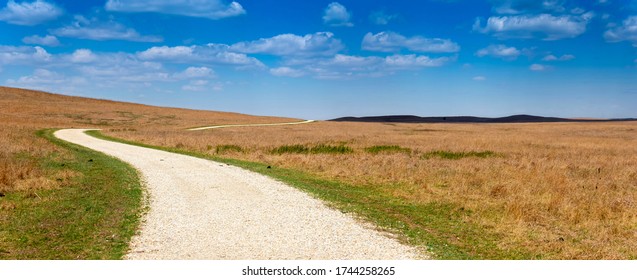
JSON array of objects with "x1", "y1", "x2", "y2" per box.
[{"x1": 55, "y1": 129, "x2": 422, "y2": 260}]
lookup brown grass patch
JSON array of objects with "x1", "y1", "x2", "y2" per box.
[
  {"x1": 106, "y1": 120, "x2": 637, "y2": 259},
  {"x1": 3, "y1": 86, "x2": 637, "y2": 259}
]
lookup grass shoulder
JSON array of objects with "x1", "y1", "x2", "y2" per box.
[
  {"x1": 88, "y1": 130, "x2": 534, "y2": 259},
  {"x1": 0, "y1": 129, "x2": 143, "y2": 259}
]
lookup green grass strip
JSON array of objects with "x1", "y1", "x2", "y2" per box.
[
  {"x1": 422, "y1": 150, "x2": 497, "y2": 160},
  {"x1": 270, "y1": 144, "x2": 353, "y2": 155},
  {"x1": 0, "y1": 129, "x2": 143, "y2": 259},
  {"x1": 87, "y1": 130, "x2": 534, "y2": 260},
  {"x1": 365, "y1": 145, "x2": 412, "y2": 154}
]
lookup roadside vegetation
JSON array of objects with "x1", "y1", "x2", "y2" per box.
[
  {"x1": 0, "y1": 86, "x2": 294, "y2": 259},
  {"x1": 105, "y1": 120, "x2": 637, "y2": 259},
  {"x1": 3, "y1": 86, "x2": 637, "y2": 259},
  {"x1": 365, "y1": 145, "x2": 412, "y2": 154},
  {"x1": 0, "y1": 128, "x2": 143, "y2": 259},
  {"x1": 421, "y1": 150, "x2": 497, "y2": 160},
  {"x1": 271, "y1": 144, "x2": 353, "y2": 155}
]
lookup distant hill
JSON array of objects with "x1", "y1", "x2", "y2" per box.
[
  {"x1": 0, "y1": 86, "x2": 298, "y2": 128},
  {"x1": 330, "y1": 114, "x2": 637, "y2": 123}
]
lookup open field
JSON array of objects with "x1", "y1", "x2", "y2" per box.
[
  {"x1": 0, "y1": 86, "x2": 293, "y2": 259},
  {"x1": 105, "y1": 118, "x2": 637, "y2": 259},
  {"x1": 2, "y1": 86, "x2": 636, "y2": 259}
]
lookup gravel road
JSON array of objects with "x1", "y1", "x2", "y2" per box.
[{"x1": 54, "y1": 129, "x2": 422, "y2": 260}]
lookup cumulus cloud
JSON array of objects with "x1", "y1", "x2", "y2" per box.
[
  {"x1": 285, "y1": 53, "x2": 454, "y2": 80},
  {"x1": 529, "y1": 63, "x2": 550, "y2": 71},
  {"x1": 230, "y1": 32, "x2": 344, "y2": 57},
  {"x1": 53, "y1": 16, "x2": 163, "y2": 42},
  {"x1": 71, "y1": 52, "x2": 175, "y2": 86},
  {"x1": 362, "y1": 31, "x2": 460, "y2": 53},
  {"x1": 604, "y1": 16, "x2": 637, "y2": 46},
  {"x1": 0, "y1": 0, "x2": 63, "y2": 26},
  {"x1": 70, "y1": 49, "x2": 97, "y2": 63},
  {"x1": 174, "y1": 66, "x2": 215, "y2": 79},
  {"x1": 384, "y1": 54, "x2": 452, "y2": 68},
  {"x1": 138, "y1": 46, "x2": 193, "y2": 60},
  {"x1": 270, "y1": 67, "x2": 305, "y2": 77},
  {"x1": 137, "y1": 44, "x2": 265, "y2": 67},
  {"x1": 0, "y1": 45, "x2": 52, "y2": 64},
  {"x1": 491, "y1": 0, "x2": 567, "y2": 14},
  {"x1": 542, "y1": 54, "x2": 575, "y2": 61},
  {"x1": 182, "y1": 80, "x2": 219, "y2": 91},
  {"x1": 475, "y1": 44, "x2": 521, "y2": 60},
  {"x1": 323, "y1": 2, "x2": 353, "y2": 27},
  {"x1": 8, "y1": 68, "x2": 62, "y2": 84},
  {"x1": 474, "y1": 12, "x2": 594, "y2": 40},
  {"x1": 369, "y1": 10, "x2": 397, "y2": 25},
  {"x1": 105, "y1": 0, "x2": 245, "y2": 20},
  {"x1": 22, "y1": 34, "x2": 60, "y2": 46}
]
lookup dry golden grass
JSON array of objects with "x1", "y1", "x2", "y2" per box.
[
  {"x1": 1, "y1": 86, "x2": 295, "y2": 259},
  {"x1": 0, "y1": 86, "x2": 295, "y2": 194},
  {"x1": 106, "y1": 120, "x2": 637, "y2": 259},
  {"x1": 3, "y1": 86, "x2": 636, "y2": 259}
]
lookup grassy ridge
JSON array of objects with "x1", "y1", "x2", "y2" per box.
[
  {"x1": 0, "y1": 129, "x2": 143, "y2": 259},
  {"x1": 88, "y1": 130, "x2": 533, "y2": 259}
]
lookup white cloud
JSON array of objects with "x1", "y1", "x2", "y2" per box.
[
  {"x1": 571, "y1": 7, "x2": 585, "y2": 14},
  {"x1": 476, "y1": 44, "x2": 521, "y2": 60},
  {"x1": 138, "y1": 46, "x2": 193, "y2": 60},
  {"x1": 491, "y1": 0, "x2": 567, "y2": 14},
  {"x1": 33, "y1": 46, "x2": 51, "y2": 61},
  {"x1": 71, "y1": 53, "x2": 176, "y2": 87},
  {"x1": 0, "y1": 0, "x2": 63, "y2": 26},
  {"x1": 53, "y1": 16, "x2": 163, "y2": 42},
  {"x1": 270, "y1": 67, "x2": 305, "y2": 77},
  {"x1": 5, "y1": 68, "x2": 87, "y2": 94},
  {"x1": 230, "y1": 32, "x2": 344, "y2": 57},
  {"x1": 182, "y1": 80, "x2": 208, "y2": 91},
  {"x1": 22, "y1": 34, "x2": 60, "y2": 46},
  {"x1": 137, "y1": 44, "x2": 265, "y2": 67},
  {"x1": 604, "y1": 16, "x2": 637, "y2": 47},
  {"x1": 474, "y1": 12, "x2": 594, "y2": 40},
  {"x1": 362, "y1": 31, "x2": 460, "y2": 53},
  {"x1": 105, "y1": 0, "x2": 245, "y2": 20},
  {"x1": 322, "y1": 54, "x2": 382, "y2": 69},
  {"x1": 473, "y1": 76, "x2": 486, "y2": 81},
  {"x1": 384, "y1": 54, "x2": 452, "y2": 68},
  {"x1": 542, "y1": 54, "x2": 575, "y2": 61},
  {"x1": 323, "y1": 2, "x2": 353, "y2": 27},
  {"x1": 276, "y1": 51, "x2": 455, "y2": 80},
  {"x1": 369, "y1": 10, "x2": 397, "y2": 25},
  {"x1": 70, "y1": 49, "x2": 97, "y2": 63},
  {"x1": 0, "y1": 45, "x2": 52, "y2": 64},
  {"x1": 529, "y1": 63, "x2": 550, "y2": 71},
  {"x1": 174, "y1": 66, "x2": 215, "y2": 79}
]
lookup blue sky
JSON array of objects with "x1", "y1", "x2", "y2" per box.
[{"x1": 1, "y1": 0, "x2": 636, "y2": 119}]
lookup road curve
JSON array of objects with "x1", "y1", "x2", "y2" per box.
[
  {"x1": 54, "y1": 129, "x2": 421, "y2": 260},
  {"x1": 188, "y1": 119, "x2": 316, "y2": 131}
]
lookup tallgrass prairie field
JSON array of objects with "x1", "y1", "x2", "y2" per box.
[
  {"x1": 2, "y1": 86, "x2": 636, "y2": 259},
  {"x1": 0, "y1": 87, "x2": 292, "y2": 259},
  {"x1": 105, "y1": 116, "x2": 637, "y2": 259}
]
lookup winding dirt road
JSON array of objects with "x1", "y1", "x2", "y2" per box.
[
  {"x1": 54, "y1": 129, "x2": 420, "y2": 260},
  {"x1": 188, "y1": 119, "x2": 316, "y2": 131}
]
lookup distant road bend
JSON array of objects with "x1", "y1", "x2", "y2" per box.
[
  {"x1": 188, "y1": 119, "x2": 316, "y2": 131},
  {"x1": 54, "y1": 128, "x2": 419, "y2": 260}
]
